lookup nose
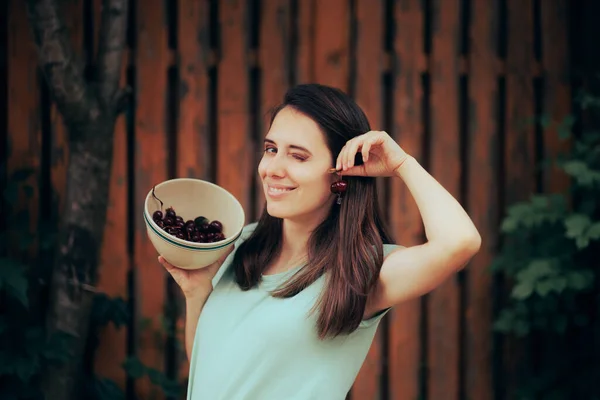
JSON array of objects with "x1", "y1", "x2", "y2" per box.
[{"x1": 263, "y1": 153, "x2": 287, "y2": 178}]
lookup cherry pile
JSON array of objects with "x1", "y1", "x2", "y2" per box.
[
  {"x1": 150, "y1": 185, "x2": 225, "y2": 243},
  {"x1": 153, "y1": 207, "x2": 225, "y2": 243}
]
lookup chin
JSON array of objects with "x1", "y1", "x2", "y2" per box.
[{"x1": 265, "y1": 202, "x2": 293, "y2": 219}]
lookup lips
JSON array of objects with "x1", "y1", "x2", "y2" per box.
[{"x1": 265, "y1": 184, "x2": 297, "y2": 197}]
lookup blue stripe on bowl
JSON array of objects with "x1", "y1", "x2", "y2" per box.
[{"x1": 143, "y1": 212, "x2": 241, "y2": 251}]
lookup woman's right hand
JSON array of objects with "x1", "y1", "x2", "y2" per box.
[{"x1": 158, "y1": 245, "x2": 235, "y2": 299}]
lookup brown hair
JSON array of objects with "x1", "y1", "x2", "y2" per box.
[{"x1": 230, "y1": 83, "x2": 394, "y2": 339}]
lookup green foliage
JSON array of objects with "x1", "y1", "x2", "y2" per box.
[
  {"x1": 492, "y1": 92, "x2": 600, "y2": 398},
  {"x1": 0, "y1": 168, "x2": 187, "y2": 399}
]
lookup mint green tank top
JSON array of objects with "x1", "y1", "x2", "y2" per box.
[{"x1": 186, "y1": 223, "x2": 398, "y2": 399}]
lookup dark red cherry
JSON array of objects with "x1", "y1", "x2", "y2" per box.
[
  {"x1": 199, "y1": 223, "x2": 211, "y2": 233},
  {"x1": 153, "y1": 210, "x2": 163, "y2": 221},
  {"x1": 198, "y1": 233, "x2": 207, "y2": 242},
  {"x1": 209, "y1": 220, "x2": 223, "y2": 233},
  {"x1": 330, "y1": 180, "x2": 347, "y2": 194},
  {"x1": 156, "y1": 219, "x2": 165, "y2": 228},
  {"x1": 176, "y1": 231, "x2": 185, "y2": 240},
  {"x1": 175, "y1": 216, "x2": 184, "y2": 224},
  {"x1": 166, "y1": 207, "x2": 176, "y2": 218},
  {"x1": 163, "y1": 217, "x2": 174, "y2": 226},
  {"x1": 213, "y1": 232, "x2": 225, "y2": 241}
]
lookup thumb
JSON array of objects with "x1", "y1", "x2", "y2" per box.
[{"x1": 205, "y1": 244, "x2": 236, "y2": 274}]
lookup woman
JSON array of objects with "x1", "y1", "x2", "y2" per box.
[{"x1": 159, "y1": 83, "x2": 481, "y2": 399}]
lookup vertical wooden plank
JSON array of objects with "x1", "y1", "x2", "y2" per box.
[
  {"x1": 541, "y1": 0, "x2": 570, "y2": 193},
  {"x1": 352, "y1": 0, "x2": 385, "y2": 398},
  {"x1": 7, "y1": 0, "x2": 41, "y2": 246},
  {"x1": 504, "y1": 0, "x2": 535, "y2": 397},
  {"x1": 428, "y1": 0, "x2": 461, "y2": 399},
  {"x1": 94, "y1": 0, "x2": 130, "y2": 389},
  {"x1": 135, "y1": 0, "x2": 169, "y2": 397},
  {"x1": 296, "y1": 0, "x2": 315, "y2": 84},
  {"x1": 217, "y1": 0, "x2": 251, "y2": 220},
  {"x1": 313, "y1": 0, "x2": 350, "y2": 91},
  {"x1": 177, "y1": 0, "x2": 211, "y2": 381},
  {"x1": 0, "y1": 0, "x2": 6, "y2": 216},
  {"x1": 258, "y1": 0, "x2": 292, "y2": 217},
  {"x1": 465, "y1": 0, "x2": 498, "y2": 399},
  {"x1": 389, "y1": 1, "x2": 425, "y2": 399}
]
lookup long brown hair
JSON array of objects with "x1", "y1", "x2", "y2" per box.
[{"x1": 231, "y1": 83, "x2": 394, "y2": 339}]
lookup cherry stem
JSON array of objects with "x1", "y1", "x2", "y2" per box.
[{"x1": 152, "y1": 185, "x2": 164, "y2": 210}]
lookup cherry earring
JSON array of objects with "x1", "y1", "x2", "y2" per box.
[{"x1": 330, "y1": 173, "x2": 347, "y2": 204}]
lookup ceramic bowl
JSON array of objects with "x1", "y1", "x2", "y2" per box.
[{"x1": 143, "y1": 178, "x2": 245, "y2": 269}]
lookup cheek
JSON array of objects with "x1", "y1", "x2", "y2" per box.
[{"x1": 293, "y1": 169, "x2": 332, "y2": 195}]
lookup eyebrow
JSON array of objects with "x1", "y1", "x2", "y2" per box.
[{"x1": 264, "y1": 139, "x2": 313, "y2": 156}]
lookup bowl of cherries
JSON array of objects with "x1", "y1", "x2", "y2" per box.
[{"x1": 144, "y1": 178, "x2": 246, "y2": 269}]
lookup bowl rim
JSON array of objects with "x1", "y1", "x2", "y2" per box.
[{"x1": 144, "y1": 178, "x2": 245, "y2": 250}]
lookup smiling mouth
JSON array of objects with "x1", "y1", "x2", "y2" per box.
[
  {"x1": 268, "y1": 186, "x2": 296, "y2": 192},
  {"x1": 266, "y1": 185, "x2": 297, "y2": 195}
]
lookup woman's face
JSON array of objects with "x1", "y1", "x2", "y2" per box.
[{"x1": 258, "y1": 107, "x2": 337, "y2": 223}]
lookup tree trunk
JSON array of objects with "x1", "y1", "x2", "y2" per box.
[
  {"x1": 25, "y1": 0, "x2": 129, "y2": 398},
  {"x1": 42, "y1": 121, "x2": 117, "y2": 398}
]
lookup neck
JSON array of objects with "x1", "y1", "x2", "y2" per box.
[{"x1": 279, "y1": 211, "x2": 325, "y2": 262}]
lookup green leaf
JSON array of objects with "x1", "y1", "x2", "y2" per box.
[
  {"x1": 587, "y1": 222, "x2": 600, "y2": 240},
  {"x1": 566, "y1": 271, "x2": 593, "y2": 290},
  {"x1": 557, "y1": 115, "x2": 576, "y2": 139},
  {"x1": 122, "y1": 357, "x2": 146, "y2": 379},
  {"x1": 535, "y1": 280, "x2": 556, "y2": 297},
  {"x1": 562, "y1": 160, "x2": 600, "y2": 186},
  {"x1": 576, "y1": 236, "x2": 590, "y2": 249},
  {"x1": 147, "y1": 368, "x2": 164, "y2": 385},
  {"x1": 564, "y1": 214, "x2": 591, "y2": 238},
  {"x1": 512, "y1": 281, "x2": 534, "y2": 299}
]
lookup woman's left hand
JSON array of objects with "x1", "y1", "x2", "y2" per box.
[{"x1": 336, "y1": 130, "x2": 408, "y2": 177}]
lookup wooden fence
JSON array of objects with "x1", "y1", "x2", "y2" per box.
[{"x1": 3, "y1": 0, "x2": 574, "y2": 399}]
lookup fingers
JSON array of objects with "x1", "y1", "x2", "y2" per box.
[
  {"x1": 361, "y1": 138, "x2": 373, "y2": 163},
  {"x1": 345, "y1": 138, "x2": 362, "y2": 169},
  {"x1": 158, "y1": 255, "x2": 176, "y2": 271}
]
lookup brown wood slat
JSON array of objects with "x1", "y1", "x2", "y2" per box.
[
  {"x1": 388, "y1": 1, "x2": 425, "y2": 399},
  {"x1": 465, "y1": 0, "x2": 498, "y2": 399},
  {"x1": 7, "y1": 0, "x2": 41, "y2": 251},
  {"x1": 313, "y1": 0, "x2": 350, "y2": 91},
  {"x1": 351, "y1": 0, "x2": 385, "y2": 398},
  {"x1": 428, "y1": 0, "x2": 461, "y2": 399},
  {"x1": 217, "y1": 0, "x2": 251, "y2": 221},
  {"x1": 93, "y1": 0, "x2": 129, "y2": 388},
  {"x1": 504, "y1": 0, "x2": 535, "y2": 397},
  {"x1": 176, "y1": 0, "x2": 211, "y2": 380},
  {"x1": 134, "y1": 0, "x2": 169, "y2": 397},
  {"x1": 296, "y1": 0, "x2": 316, "y2": 84},
  {"x1": 541, "y1": 0, "x2": 571, "y2": 193},
  {"x1": 257, "y1": 0, "x2": 292, "y2": 219}
]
